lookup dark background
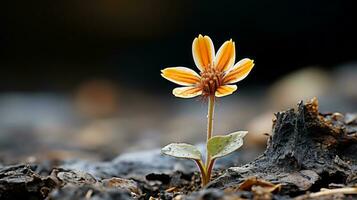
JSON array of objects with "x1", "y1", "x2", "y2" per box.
[{"x1": 2, "y1": 0, "x2": 357, "y2": 92}]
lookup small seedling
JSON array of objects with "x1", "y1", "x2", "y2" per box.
[{"x1": 160, "y1": 34, "x2": 255, "y2": 186}]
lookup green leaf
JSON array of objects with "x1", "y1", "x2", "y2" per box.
[
  {"x1": 161, "y1": 143, "x2": 202, "y2": 160},
  {"x1": 207, "y1": 131, "x2": 248, "y2": 159}
]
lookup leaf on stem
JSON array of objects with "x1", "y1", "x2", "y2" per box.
[
  {"x1": 207, "y1": 131, "x2": 247, "y2": 159},
  {"x1": 161, "y1": 143, "x2": 202, "y2": 160}
]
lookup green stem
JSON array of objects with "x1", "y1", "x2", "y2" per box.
[
  {"x1": 194, "y1": 159, "x2": 207, "y2": 186},
  {"x1": 204, "y1": 95, "x2": 215, "y2": 185},
  {"x1": 206, "y1": 95, "x2": 215, "y2": 145},
  {"x1": 206, "y1": 159, "x2": 215, "y2": 182}
]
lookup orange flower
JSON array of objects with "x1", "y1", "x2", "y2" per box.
[{"x1": 161, "y1": 34, "x2": 255, "y2": 98}]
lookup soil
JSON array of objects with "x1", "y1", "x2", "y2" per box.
[{"x1": 0, "y1": 98, "x2": 356, "y2": 200}]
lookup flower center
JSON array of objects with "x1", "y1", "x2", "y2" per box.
[{"x1": 200, "y1": 67, "x2": 223, "y2": 96}]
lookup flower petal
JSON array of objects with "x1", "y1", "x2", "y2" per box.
[
  {"x1": 161, "y1": 67, "x2": 201, "y2": 86},
  {"x1": 215, "y1": 85, "x2": 237, "y2": 97},
  {"x1": 214, "y1": 39, "x2": 235, "y2": 72},
  {"x1": 192, "y1": 34, "x2": 215, "y2": 71},
  {"x1": 223, "y1": 59, "x2": 254, "y2": 84},
  {"x1": 173, "y1": 86, "x2": 202, "y2": 98}
]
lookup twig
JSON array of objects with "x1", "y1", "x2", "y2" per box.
[{"x1": 295, "y1": 187, "x2": 357, "y2": 200}]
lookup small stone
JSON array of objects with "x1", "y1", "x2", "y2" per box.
[{"x1": 56, "y1": 169, "x2": 97, "y2": 185}]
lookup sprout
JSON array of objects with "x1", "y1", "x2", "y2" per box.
[{"x1": 160, "y1": 34, "x2": 254, "y2": 186}]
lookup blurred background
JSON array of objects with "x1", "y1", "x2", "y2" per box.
[{"x1": 1, "y1": 0, "x2": 357, "y2": 163}]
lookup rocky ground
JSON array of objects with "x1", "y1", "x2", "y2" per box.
[{"x1": 0, "y1": 98, "x2": 356, "y2": 199}]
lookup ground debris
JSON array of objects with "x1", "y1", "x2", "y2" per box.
[
  {"x1": 294, "y1": 187, "x2": 357, "y2": 200},
  {"x1": 234, "y1": 177, "x2": 281, "y2": 193},
  {"x1": 102, "y1": 177, "x2": 142, "y2": 196},
  {"x1": 0, "y1": 164, "x2": 141, "y2": 200},
  {"x1": 47, "y1": 184, "x2": 132, "y2": 200},
  {"x1": 0, "y1": 98, "x2": 356, "y2": 199},
  {"x1": 48, "y1": 169, "x2": 141, "y2": 199},
  {"x1": 222, "y1": 177, "x2": 282, "y2": 200},
  {"x1": 210, "y1": 98, "x2": 357, "y2": 199},
  {"x1": 0, "y1": 164, "x2": 58, "y2": 199}
]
